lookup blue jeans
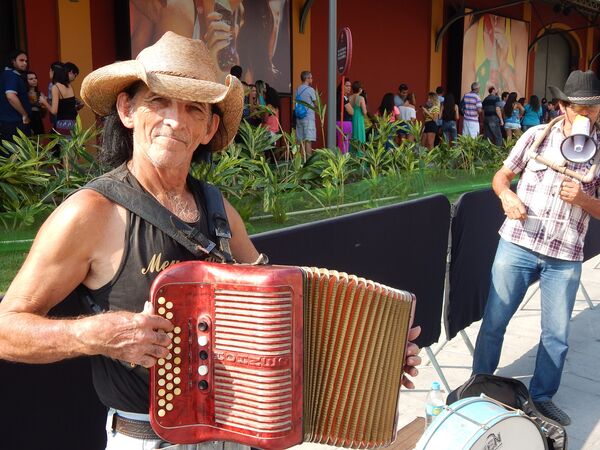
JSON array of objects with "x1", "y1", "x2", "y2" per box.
[
  {"x1": 472, "y1": 238, "x2": 581, "y2": 401},
  {"x1": 441, "y1": 120, "x2": 457, "y2": 142}
]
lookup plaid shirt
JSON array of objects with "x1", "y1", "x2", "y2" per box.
[{"x1": 499, "y1": 121, "x2": 600, "y2": 261}]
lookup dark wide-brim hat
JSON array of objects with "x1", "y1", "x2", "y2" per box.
[
  {"x1": 548, "y1": 70, "x2": 600, "y2": 106},
  {"x1": 81, "y1": 31, "x2": 243, "y2": 152}
]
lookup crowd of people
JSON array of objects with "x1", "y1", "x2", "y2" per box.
[
  {"x1": 0, "y1": 49, "x2": 82, "y2": 148},
  {"x1": 292, "y1": 74, "x2": 567, "y2": 155}
]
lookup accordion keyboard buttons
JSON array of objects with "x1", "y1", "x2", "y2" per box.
[{"x1": 153, "y1": 294, "x2": 185, "y2": 422}]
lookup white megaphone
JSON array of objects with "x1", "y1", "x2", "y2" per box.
[
  {"x1": 560, "y1": 115, "x2": 598, "y2": 164},
  {"x1": 528, "y1": 115, "x2": 599, "y2": 182}
]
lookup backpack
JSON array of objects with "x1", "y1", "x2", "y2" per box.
[
  {"x1": 459, "y1": 96, "x2": 466, "y2": 116},
  {"x1": 294, "y1": 86, "x2": 310, "y2": 120},
  {"x1": 447, "y1": 374, "x2": 567, "y2": 450}
]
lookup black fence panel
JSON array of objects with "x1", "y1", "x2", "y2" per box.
[{"x1": 252, "y1": 195, "x2": 451, "y2": 348}]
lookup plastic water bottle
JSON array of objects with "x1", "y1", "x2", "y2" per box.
[{"x1": 425, "y1": 381, "x2": 445, "y2": 429}]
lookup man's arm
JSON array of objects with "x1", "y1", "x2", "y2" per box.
[
  {"x1": 6, "y1": 92, "x2": 29, "y2": 123},
  {"x1": 496, "y1": 105, "x2": 504, "y2": 125},
  {"x1": 493, "y1": 166, "x2": 527, "y2": 220},
  {"x1": 0, "y1": 190, "x2": 172, "y2": 366},
  {"x1": 223, "y1": 197, "x2": 260, "y2": 263}
]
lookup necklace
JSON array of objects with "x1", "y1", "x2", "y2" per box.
[{"x1": 127, "y1": 162, "x2": 199, "y2": 222}]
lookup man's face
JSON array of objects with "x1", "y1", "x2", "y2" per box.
[
  {"x1": 12, "y1": 53, "x2": 28, "y2": 71},
  {"x1": 344, "y1": 81, "x2": 351, "y2": 96},
  {"x1": 561, "y1": 103, "x2": 600, "y2": 134},
  {"x1": 305, "y1": 73, "x2": 313, "y2": 85},
  {"x1": 400, "y1": 89, "x2": 408, "y2": 99},
  {"x1": 118, "y1": 86, "x2": 220, "y2": 170}
]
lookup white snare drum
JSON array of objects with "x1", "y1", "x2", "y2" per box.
[{"x1": 415, "y1": 396, "x2": 548, "y2": 450}]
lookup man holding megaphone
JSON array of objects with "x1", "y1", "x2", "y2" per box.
[{"x1": 472, "y1": 70, "x2": 600, "y2": 426}]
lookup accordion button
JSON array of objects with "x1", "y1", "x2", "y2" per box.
[
  {"x1": 166, "y1": 301, "x2": 173, "y2": 309},
  {"x1": 158, "y1": 307, "x2": 166, "y2": 315},
  {"x1": 173, "y1": 326, "x2": 181, "y2": 334},
  {"x1": 166, "y1": 373, "x2": 173, "y2": 381},
  {"x1": 166, "y1": 312, "x2": 174, "y2": 320},
  {"x1": 158, "y1": 297, "x2": 166, "y2": 305},
  {"x1": 158, "y1": 368, "x2": 166, "y2": 376},
  {"x1": 158, "y1": 409, "x2": 166, "y2": 417},
  {"x1": 198, "y1": 321, "x2": 209, "y2": 332},
  {"x1": 174, "y1": 336, "x2": 181, "y2": 344},
  {"x1": 198, "y1": 365, "x2": 209, "y2": 376},
  {"x1": 174, "y1": 357, "x2": 181, "y2": 365},
  {"x1": 166, "y1": 393, "x2": 174, "y2": 401},
  {"x1": 174, "y1": 377, "x2": 181, "y2": 385},
  {"x1": 158, "y1": 389, "x2": 166, "y2": 397},
  {"x1": 198, "y1": 380, "x2": 209, "y2": 390},
  {"x1": 157, "y1": 358, "x2": 165, "y2": 366},
  {"x1": 166, "y1": 382, "x2": 174, "y2": 390},
  {"x1": 199, "y1": 350, "x2": 208, "y2": 360},
  {"x1": 198, "y1": 336, "x2": 208, "y2": 346},
  {"x1": 174, "y1": 387, "x2": 182, "y2": 395},
  {"x1": 174, "y1": 367, "x2": 181, "y2": 375},
  {"x1": 158, "y1": 399, "x2": 166, "y2": 407},
  {"x1": 166, "y1": 403, "x2": 174, "y2": 411},
  {"x1": 174, "y1": 347, "x2": 181, "y2": 355}
]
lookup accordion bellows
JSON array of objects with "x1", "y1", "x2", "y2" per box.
[{"x1": 149, "y1": 261, "x2": 415, "y2": 449}]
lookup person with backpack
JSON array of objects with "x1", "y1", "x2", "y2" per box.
[
  {"x1": 295, "y1": 70, "x2": 317, "y2": 159},
  {"x1": 472, "y1": 70, "x2": 600, "y2": 427}
]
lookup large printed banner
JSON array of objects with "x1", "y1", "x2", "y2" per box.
[
  {"x1": 130, "y1": 0, "x2": 291, "y2": 93},
  {"x1": 461, "y1": 14, "x2": 528, "y2": 98}
]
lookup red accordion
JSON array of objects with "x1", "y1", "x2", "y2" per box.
[{"x1": 149, "y1": 261, "x2": 415, "y2": 449}]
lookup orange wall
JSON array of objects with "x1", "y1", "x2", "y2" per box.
[
  {"x1": 310, "y1": 1, "x2": 432, "y2": 119},
  {"x1": 24, "y1": 0, "x2": 59, "y2": 132},
  {"x1": 90, "y1": 0, "x2": 117, "y2": 69},
  {"x1": 24, "y1": 0, "x2": 59, "y2": 95}
]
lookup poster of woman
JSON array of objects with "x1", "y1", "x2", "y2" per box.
[
  {"x1": 461, "y1": 14, "x2": 528, "y2": 98},
  {"x1": 130, "y1": 0, "x2": 291, "y2": 93}
]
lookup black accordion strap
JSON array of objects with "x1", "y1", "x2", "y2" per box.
[
  {"x1": 190, "y1": 177, "x2": 234, "y2": 263},
  {"x1": 83, "y1": 175, "x2": 229, "y2": 263}
]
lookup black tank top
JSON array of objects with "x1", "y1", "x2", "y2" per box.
[
  {"x1": 57, "y1": 96, "x2": 77, "y2": 120},
  {"x1": 86, "y1": 165, "x2": 212, "y2": 413}
]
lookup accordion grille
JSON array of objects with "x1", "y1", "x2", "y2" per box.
[{"x1": 213, "y1": 288, "x2": 294, "y2": 433}]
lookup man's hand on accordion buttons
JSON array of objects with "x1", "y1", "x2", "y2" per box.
[
  {"x1": 402, "y1": 325, "x2": 421, "y2": 390},
  {"x1": 84, "y1": 301, "x2": 174, "y2": 368}
]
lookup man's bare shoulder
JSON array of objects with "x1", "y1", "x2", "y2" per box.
[
  {"x1": 46, "y1": 188, "x2": 121, "y2": 229},
  {"x1": 34, "y1": 188, "x2": 125, "y2": 252}
]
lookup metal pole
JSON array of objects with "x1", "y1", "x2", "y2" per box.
[{"x1": 327, "y1": 0, "x2": 337, "y2": 149}]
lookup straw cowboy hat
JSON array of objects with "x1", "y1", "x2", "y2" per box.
[
  {"x1": 548, "y1": 70, "x2": 600, "y2": 106},
  {"x1": 81, "y1": 31, "x2": 243, "y2": 152}
]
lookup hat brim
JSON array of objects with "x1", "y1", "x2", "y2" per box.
[
  {"x1": 548, "y1": 85, "x2": 600, "y2": 106},
  {"x1": 81, "y1": 61, "x2": 243, "y2": 152}
]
